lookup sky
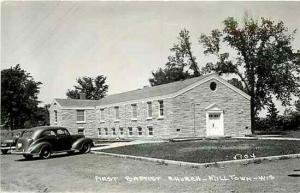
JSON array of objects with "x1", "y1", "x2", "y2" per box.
[{"x1": 2, "y1": 1, "x2": 300, "y2": 116}]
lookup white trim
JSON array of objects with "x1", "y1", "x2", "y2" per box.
[
  {"x1": 49, "y1": 99, "x2": 63, "y2": 111},
  {"x1": 61, "y1": 107, "x2": 95, "y2": 110},
  {"x1": 157, "y1": 116, "x2": 164, "y2": 120}
]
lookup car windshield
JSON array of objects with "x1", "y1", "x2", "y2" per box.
[{"x1": 21, "y1": 130, "x2": 34, "y2": 138}]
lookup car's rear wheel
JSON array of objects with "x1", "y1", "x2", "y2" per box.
[
  {"x1": 1, "y1": 149, "x2": 8, "y2": 154},
  {"x1": 23, "y1": 154, "x2": 33, "y2": 160},
  {"x1": 40, "y1": 147, "x2": 51, "y2": 159},
  {"x1": 80, "y1": 143, "x2": 91, "y2": 153}
]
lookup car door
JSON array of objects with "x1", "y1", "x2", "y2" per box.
[
  {"x1": 41, "y1": 130, "x2": 59, "y2": 151},
  {"x1": 56, "y1": 129, "x2": 72, "y2": 151}
]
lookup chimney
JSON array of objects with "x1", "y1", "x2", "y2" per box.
[{"x1": 79, "y1": 93, "x2": 86, "y2": 100}]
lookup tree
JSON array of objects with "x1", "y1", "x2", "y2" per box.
[
  {"x1": 295, "y1": 99, "x2": 300, "y2": 113},
  {"x1": 149, "y1": 29, "x2": 201, "y2": 86},
  {"x1": 1, "y1": 64, "x2": 42, "y2": 129},
  {"x1": 266, "y1": 102, "x2": 279, "y2": 124},
  {"x1": 199, "y1": 17, "x2": 300, "y2": 132},
  {"x1": 66, "y1": 75, "x2": 108, "y2": 100}
]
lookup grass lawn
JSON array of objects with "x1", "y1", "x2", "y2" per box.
[{"x1": 102, "y1": 139, "x2": 300, "y2": 163}]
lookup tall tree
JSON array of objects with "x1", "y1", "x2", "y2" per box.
[
  {"x1": 1, "y1": 64, "x2": 42, "y2": 129},
  {"x1": 266, "y1": 102, "x2": 279, "y2": 124},
  {"x1": 66, "y1": 75, "x2": 108, "y2": 100},
  {"x1": 295, "y1": 99, "x2": 300, "y2": 113},
  {"x1": 199, "y1": 17, "x2": 300, "y2": 132},
  {"x1": 150, "y1": 29, "x2": 201, "y2": 86}
]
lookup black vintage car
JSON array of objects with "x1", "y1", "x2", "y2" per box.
[
  {"x1": 1, "y1": 130, "x2": 25, "y2": 154},
  {"x1": 12, "y1": 126, "x2": 94, "y2": 159}
]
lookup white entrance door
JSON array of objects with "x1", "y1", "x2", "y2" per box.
[{"x1": 206, "y1": 112, "x2": 224, "y2": 136}]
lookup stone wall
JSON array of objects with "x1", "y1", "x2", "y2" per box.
[
  {"x1": 49, "y1": 77, "x2": 251, "y2": 139},
  {"x1": 170, "y1": 79, "x2": 251, "y2": 137},
  {"x1": 95, "y1": 99, "x2": 173, "y2": 139}
]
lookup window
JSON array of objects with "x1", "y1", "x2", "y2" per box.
[
  {"x1": 210, "y1": 82, "x2": 217, "y2": 91},
  {"x1": 98, "y1": 128, "x2": 101, "y2": 136},
  {"x1": 114, "y1": 106, "x2": 120, "y2": 120},
  {"x1": 78, "y1": 128, "x2": 84, "y2": 135},
  {"x1": 112, "y1": 128, "x2": 116, "y2": 135},
  {"x1": 77, "y1": 110, "x2": 85, "y2": 122},
  {"x1": 54, "y1": 110, "x2": 58, "y2": 123},
  {"x1": 100, "y1": 109, "x2": 105, "y2": 122},
  {"x1": 147, "y1": 102, "x2": 152, "y2": 118},
  {"x1": 148, "y1": 127, "x2": 153, "y2": 136},
  {"x1": 56, "y1": 129, "x2": 68, "y2": 136},
  {"x1": 158, "y1": 100, "x2": 164, "y2": 117},
  {"x1": 119, "y1": 127, "x2": 124, "y2": 135},
  {"x1": 104, "y1": 128, "x2": 108, "y2": 135},
  {"x1": 42, "y1": 130, "x2": 56, "y2": 137},
  {"x1": 138, "y1": 127, "x2": 142, "y2": 135},
  {"x1": 128, "y1": 127, "x2": 133, "y2": 136},
  {"x1": 131, "y1": 104, "x2": 137, "y2": 119}
]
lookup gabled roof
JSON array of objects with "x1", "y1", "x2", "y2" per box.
[
  {"x1": 53, "y1": 73, "x2": 250, "y2": 109},
  {"x1": 53, "y1": 98, "x2": 99, "y2": 108},
  {"x1": 98, "y1": 73, "x2": 213, "y2": 106}
]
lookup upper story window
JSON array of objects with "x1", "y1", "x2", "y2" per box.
[
  {"x1": 114, "y1": 106, "x2": 120, "y2": 120},
  {"x1": 104, "y1": 128, "x2": 108, "y2": 135},
  {"x1": 131, "y1": 104, "x2": 137, "y2": 119},
  {"x1": 77, "y1": 110, "x2": 85, "y2": 122},
  {"x1": 158, "y1": 100, "x2": 164, "y2": 117},
  {"x1": 54, "y1": 110, "x2": 58, "y2": 123},
  {"x1": 147, "y1": 102, "x2": 152, "y2": 118},
  {"x1": 100, "y1": 108, "x2": 105, "y2": 122},
  {"x1": 98, "y1": 128, "x2": 101, "y2": 136}
]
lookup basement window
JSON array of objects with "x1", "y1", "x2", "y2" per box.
[
  {"x1": 128, "y1": 127, "x2": 133, "y2": 136},
  {"x1": 78, "y1": 128, "x2": 85, "y2": 135},
  {"x1": 138, "y1": 127, "x2": 143, "y2": 135},
  {"x1": 148, "y1": 127, "x2": 153, "y2": 136}
]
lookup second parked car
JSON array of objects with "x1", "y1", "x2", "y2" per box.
[{"x1": 12, "y1": 126, "x2": 94, "y2": 159}]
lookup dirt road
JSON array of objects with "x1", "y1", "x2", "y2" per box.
[{"x1": 1, "y1": 153, "x2": 299, "y2": 192}]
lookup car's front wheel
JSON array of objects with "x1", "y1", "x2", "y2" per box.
[
  {"x1": 1, "y1": 149, "x2": 8, "y2": 154},
  {"x1": 40, "y1": 147, "x2": 51, "y2": 159},
  {"x1": 80, "y1": 143, "x2": 91, "y2": 154}
]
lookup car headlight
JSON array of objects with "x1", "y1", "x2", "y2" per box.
[{"x1": 17, "y1": 143, "x2": 22, "y2": 148}]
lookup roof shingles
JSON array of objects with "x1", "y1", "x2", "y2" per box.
[{"x1": 55, "y1": 74, "x2": 212, "y2": 108}]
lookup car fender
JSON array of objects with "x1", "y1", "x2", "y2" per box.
[
  {"x1": 28, "y1": 142, "x2": 53, "y2": 154},
  {"x1": 72, "y1": 138, "x2": 94, "y2": 150}
]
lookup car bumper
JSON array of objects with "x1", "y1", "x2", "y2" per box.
[{"x1": 1, "y1": 146, "x2": 15, "y2": 150}]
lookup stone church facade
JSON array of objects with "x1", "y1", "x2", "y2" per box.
[{"x1": 49, "y1": 74, "x2": 251, "y2": 139}]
